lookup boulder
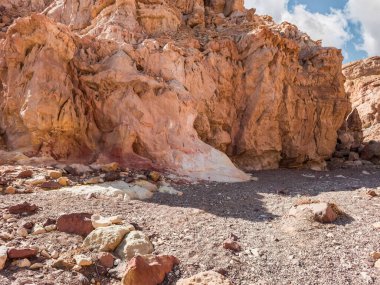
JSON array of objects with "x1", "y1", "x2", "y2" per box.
[
  {"x1": 7, "y1": 248, "x2": 38, "y2": 259},
  {"x1": 177, "y1": 271, "x2": 232, "y2": 285},
  {"x1": 289, "y1": 202, "x2": 339, "y2": 223},
  {"x1": 56, "y1": 213, "x2": 94, "y2": 236},
  {"x1": 82, "y1": 224, "x2": 135, "y2": 252},
  {"x1": 115, "y1": 231, "x2": 154, "y2": 260},
  {"x1": 121, "y1": 255, "x2": 179, "y2": 285}
]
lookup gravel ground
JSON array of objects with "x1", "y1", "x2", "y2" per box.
[{"x1": 1, "y1": 167, "x2": 380, "y2": 285}]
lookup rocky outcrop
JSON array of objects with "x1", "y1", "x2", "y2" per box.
[
  {"x1": 0, "y1": 0, "x2": 349, "y2": 181},
  {"x1": 343, "y1": 57, "x2": 380, "y2": 142}
]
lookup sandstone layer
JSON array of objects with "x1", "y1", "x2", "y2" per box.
[
  {"x1": 0, "y1": 0, "x2": 349, "y2": 181},
  {"x1": 343, "y1": 56, "x2": 380, "y2": 142}
]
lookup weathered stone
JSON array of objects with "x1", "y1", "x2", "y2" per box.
[
  {"x1": 177, "y1": 271, "x2": 232, "y2": 285},
  {"x1": 7, "y1": 248, "x2": 37, "y2": 259},
  {"x1": 30, "y1": 263, "x2": 44, "y2": 270},
  {"x1": 83, "y1": 225, "x2": 135, "y2": 252},
  {"x1": 91, "y1": 214, "x2": 123, "y2": 228},
  {"x1": 12, "y1": 258, "x2": 31, "y2": 268},
  {"x1": 115, "y1": 231, "x2": 154, "y2": 260},
  {"x1": 57, "y1": 177, "x2": 70, "y2": 186},
  {"x1": 121, "y1": 255, "x2": 179, "y2": 285},
  {"x1": 17, "y1": 170, "x2": 33, "y2": 178},
  {"x1": 289, "y1": 202, "x2": 339, "y2": 223},
  {"x1": 57, "y1": 213, "x2": 94, "y2": 236},
  {"x1": 101, "y1": 162, "x2": 119, "y2": 172},
  {"x1": 17, "y1": 227, "x2": 28, "y2": 237},
  {"x1": 25, "y1": 176, "x2": 47, "y2": 186},
  {"x1": 148, "y1": 171, "x2": 161, "y2": 182},
  {"x1": 84, "y1": 177, "x2": 103, "y2": 185},
  {"x1": 32, "y1": 224, "x2": 46, "y2": 235},
  {"x1": 223, "y1": 239, "x2": 241, "y2": 252},
  {"x1": 74, "y1": 254, "x2": 93, "y2": 266},
  {"x1": 98, "y1": 252, "x2": 115, "y2": 268},
  {"x1": 134, "y1": 180, "x2": 158, "y2": 192},
  {"x1": 40, "y1": 181, "x2": 62, "y2": 190},
  {"x1": 48, "y1": 170, "x2": 62, "y2": 179},
  {"x1": 104, "y1": 172, "x2": 121, "y2": 182},
  {"x1": 0, "y1": 246, "x2": 7, "y2": 270},
  {"x1": 8, "y1": 202, "x2": 38, "y2": 215},
  {"x1": 4, "y1": 186, "x2": 16, "y2": 194}
]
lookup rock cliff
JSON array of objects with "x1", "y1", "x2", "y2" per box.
[
  {"x1": 0, "y1": 0, "x2": 350, "y2": 181},
  {"x1": 343, "y1": 56, "x2": 380, "y2": 142}
]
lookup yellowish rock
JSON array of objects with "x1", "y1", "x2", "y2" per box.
[
  {"x1": 57, "y1": 177, "x2": 70, "y2": 186},
  {"x1": 48, "y1": 170, "x2": 62, "y2": 179},
  {"x1": 101, "y1": 162, "x2": 119, "y2": 172}
]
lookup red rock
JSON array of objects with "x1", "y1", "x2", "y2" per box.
[
  {"x1": 17, "y1": 170, "x2": 33, "y2": 178},
  {"x1": 7, "y1": 248, "x2": 38, "y2": 259},
  {"x1": 21, "y1": 221, "x2": 34, "y2": 230},
  {"x1": 98, "y1": 252, "x2": 115, "y2": 268},
  {"x1": 40, "y1": 181, "x2": 62, "y2": 190},
  {"x1": 8, "y1": 202, "x2": 38, "y2": 215},
  {"x1": 121, "y1": 255, "x2": 179, "y2": 285},
  {"x1": 43, "y1": 218, "x2": 56, "y2": 227},
  {"x1": 223, "y1": 239, "x2": 242, "y2": 252},
  {"x1": 57, "y1": 213, "x2": 94, "y2": 236}
]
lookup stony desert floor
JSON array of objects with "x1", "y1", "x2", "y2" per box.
[{"x1": 1, "y1": 166, "x2": 380, "y2": 285}]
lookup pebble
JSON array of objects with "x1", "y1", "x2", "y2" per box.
[
  {"x1": 372, "y1": 222, "x2": 380, "y2": 229},
  {"x1": 74, "y1": 254, "x2": 93, "y2": 266},
  {"x1": 51, "y1": 250, "x2": 59, "y2": 259},
  {"x1": 30, "y1": 263, "x2": 44, "y2": 270},
  {"x1": 45, "y1": 225, "x2": 57, "y2": 232},
  {"x1": 58, "y1": 177, "x2": 70, "y2": 186},
  {"x1": 48, "y1": 170, "x2": 62, "y2": 179},
  {"x1": 375, "y1": 260, "x2": 380, "y2": 269},
  {"x1": 17, "y1": 227, "x2": 28, "y2": 237},
  {"x1": 40, "y1": 250, "x2": 51, "y2": 258},
  {"x1": 0, "y1": 232, "x2": 13, "y2": 240},
  {"x1": 370, "y1": 252, "x2": 380, "y2": 260},
  {"x1": 32, "y1": 224, "x2": 46, "y2": 235},
  {"x1": 12, "y1": 258, "x2": 31, "y2": 268},
  {"x1": 4, "y1": 186, "x2": 16, "y2": 194}
]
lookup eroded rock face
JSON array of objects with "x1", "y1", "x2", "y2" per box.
[
  {"x1": 343, "y1": 57, "x2": 380, "y2": 142},
  {"x1": 0, "y1": 1, "x2": 349, "y2": 181}
]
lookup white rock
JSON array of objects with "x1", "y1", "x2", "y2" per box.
[
  {"x1": 62, "y1": 181, "x2": 154, "y2": 200},
  {"x1": 44, "y1": 225, "x2": 57, "y2": 232},
  {"x1": 74, "y1": 254, "x2": 93, "y2": 266},
  {"x1": 91, "y1": 214, "x2": 112, "y2": 228},
  {"x1": 115, "y1": 230, "x2": 154, "y2": 260},
  {"x1": 158, "y1": 185, "x2": 183, "y2": 196},
  {"x1": 32, "y1": 224, "x2": 46, "y2": 235},
  {"x1": 134, "y1": 180, "x2": 158, "y2": 192},
  {"x1": 26, "y1": 176, "x2": 47, "y2": 186},
  {"x1": 50, "y1": 250, "x2": 59, "y2": 259},
  {"x1": 0, "y1": 246, "x2": 7, "y2": 270}
]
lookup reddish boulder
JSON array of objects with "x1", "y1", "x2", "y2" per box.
[
  {"x1": 17, "y1": 170, "x2": 33, "y2": 178},
  {"x1": 8, "y1": 202, "x2": 38, "y2": 215},
  {"x1": 121, "y1": 255, "x2": 179, "y2": 285},
  {"x1": 57, "y1": 213, "x2": 94, "y2": 236},
  {"x1": 40, "y1": 181, "x2": 62, "y2": 190},
  {"x1": 7, "y1": 248, "x2": 38, "y2": 259},
  {"x1": 98, "y1": 252, "x2": 115, "y2": 268},
  {"x1": 223, "y1": 239, "x2": 242, "y2": 252}
]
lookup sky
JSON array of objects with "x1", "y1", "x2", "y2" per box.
[{"x1": 245, "y1": 0, "x2": 380, "y2": 63}]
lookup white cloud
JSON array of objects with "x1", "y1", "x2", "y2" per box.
[
  {"x1": 346, "y1": 0, "x2": 380, "y2": 56},
  {"x1": 245, "y1": 0, "x2": 351, "y2": 49},
  {"x1": 283, "y1": 5, "x2": 351, "y2": 49}
]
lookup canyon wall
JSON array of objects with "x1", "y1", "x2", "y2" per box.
[
  {"x1": 0, "y1": 0, "x2": 350, "y2": 181},
  {"x1": 343, "y1": 57, "x2": 380, "y2": 142}
]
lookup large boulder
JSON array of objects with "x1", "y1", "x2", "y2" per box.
[
  {"x1": 0, "y1": 0, "x2": 349, "y2": 181},
  {"x1": 121, "y1": 255, "x2": 179, "y2": 285}
]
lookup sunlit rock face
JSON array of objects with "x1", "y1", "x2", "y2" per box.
[
  {"x1": 343, "y1": 56, "x2": 380, "y2": 142},
  {"x1": 0, "y1": 0, "x2": 349, "y2": 181}
]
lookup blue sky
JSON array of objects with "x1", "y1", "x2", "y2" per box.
[{"x1": 246, "y1": 0, "x2": 380, "y2": 63}]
